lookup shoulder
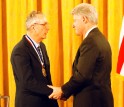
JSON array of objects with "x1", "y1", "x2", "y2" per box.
[
  {"x1": 79, "y1": 29, "x2": 101, "y2": 53},
  {"x1": 11, "y1": 36, "x2": 29, "y2": 55},
  {"x1": 40, "y1": 42, "x2": 46, "y2": 49},
  {"x1": 83, "y1": 28, "x2": 105, "y2": 45},
  {"x1": 40, "y1": 42, "x2": 45, "y2": 47}
]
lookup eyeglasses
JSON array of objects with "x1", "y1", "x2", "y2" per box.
[{"x1": 34, "y1": 22, "x2": 48, "y2": 27}]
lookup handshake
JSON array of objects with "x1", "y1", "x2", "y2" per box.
[{"x1": 47, "y1": 85, "x2": 66, "y2": 100}]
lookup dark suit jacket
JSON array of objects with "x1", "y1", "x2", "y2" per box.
[
  {"x1": 11, "y1": 35, "x2": 58, "y2": 107},
  {"x1": 62, "y1": 28, "x2": 114, "y2": 107}
]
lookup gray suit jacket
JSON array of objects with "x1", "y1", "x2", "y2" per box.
[
  {"x1": 62, "y1": 28, "x2": 114, "y2": 107},
  {"x1": 11, "y1": 35, "x2": 58, "y2": 107}
]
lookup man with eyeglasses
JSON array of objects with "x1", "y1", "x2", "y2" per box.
[{"x1": 11, "y1": 11, "x2": 59, "y2": 107}]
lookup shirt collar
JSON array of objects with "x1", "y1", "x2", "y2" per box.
[
  {"x1": 26, "y1": 34, "x2": 40, "y2": 48},
  {"x1": 84, "y1": 25, "x2": 97, "y2": 39}
]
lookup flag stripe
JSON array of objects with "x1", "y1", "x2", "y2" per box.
[
  {"x1": 117, "y1": 17, "x2": 124, "y2": 76},
  {"x1": 117, "y1": 36, "x2": 124, "y2": 75}
]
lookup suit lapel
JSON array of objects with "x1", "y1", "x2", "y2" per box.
[{"x1": 23, "y1": 36, "x2": 41, "y2": 63}]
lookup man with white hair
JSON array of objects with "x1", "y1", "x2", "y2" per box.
[
  {"x1": 11, "y1": 11, "x2": 58, "y2": 107},
  {"x1": 48, "y1": 3, "x2": 114, "y2": 107}
]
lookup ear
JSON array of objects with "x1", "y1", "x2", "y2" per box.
[
  {"x1": 31, "y1": 24, "x2": 36, "y2": 32},
  {"x1": 82, "y1": 16, "x2": 88, "y2": 24}
]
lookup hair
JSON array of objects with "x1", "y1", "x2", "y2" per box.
[
  {"x1": 71, "y1": 3, "x2": 98, "y2": 24},
  {"x1": 25, "y1": 11, "x2": 45, "y2": 30}
]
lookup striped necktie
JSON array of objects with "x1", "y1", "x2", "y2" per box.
[{"x1": 36, "y1": 46, "x2": 44, "y2": 64}]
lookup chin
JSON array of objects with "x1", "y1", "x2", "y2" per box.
[
  {"x1": 41, "y1": 35, "x2": 47, "y2": 39},
  {"x1": 75, "y1": 31, "x2": 80, "y2": 36},
  {"x1": 76, "y1": 33, "x2": 82, "y2": 36},
  {"x1": 44, "y1": 35, "x2": 47, "y2": 38}
]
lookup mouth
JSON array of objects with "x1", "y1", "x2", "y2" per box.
[{"x1": 44, "y1": 32, "x2": 47, "y2": 35}]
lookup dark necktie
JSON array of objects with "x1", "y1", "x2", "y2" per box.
[
  {"x1": 36, "y1": 46, "x2": 44, "y2": 64},
  {"x1": 36, "y1": 46, "x2": 47, "y2": 77}
]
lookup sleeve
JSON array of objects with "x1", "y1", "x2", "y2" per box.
[
  {"x1": 61, "y1": 38, "x2": 99, "y2": 98},
  {"x1": 11, "y1": 46, "x2": 53, "y2": 96}
]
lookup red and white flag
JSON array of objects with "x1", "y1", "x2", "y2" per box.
[{"x1": 117, "y1": 17, "x2": 124, "y2": 76}]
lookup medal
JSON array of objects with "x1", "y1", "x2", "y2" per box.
[{"x1": 42, "y1": 67, "x2": 47, "y2": 77}]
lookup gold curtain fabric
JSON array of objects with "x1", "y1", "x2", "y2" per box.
[{"x1": 0, "y1": 0, "x2": 124, "y2": 107}]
